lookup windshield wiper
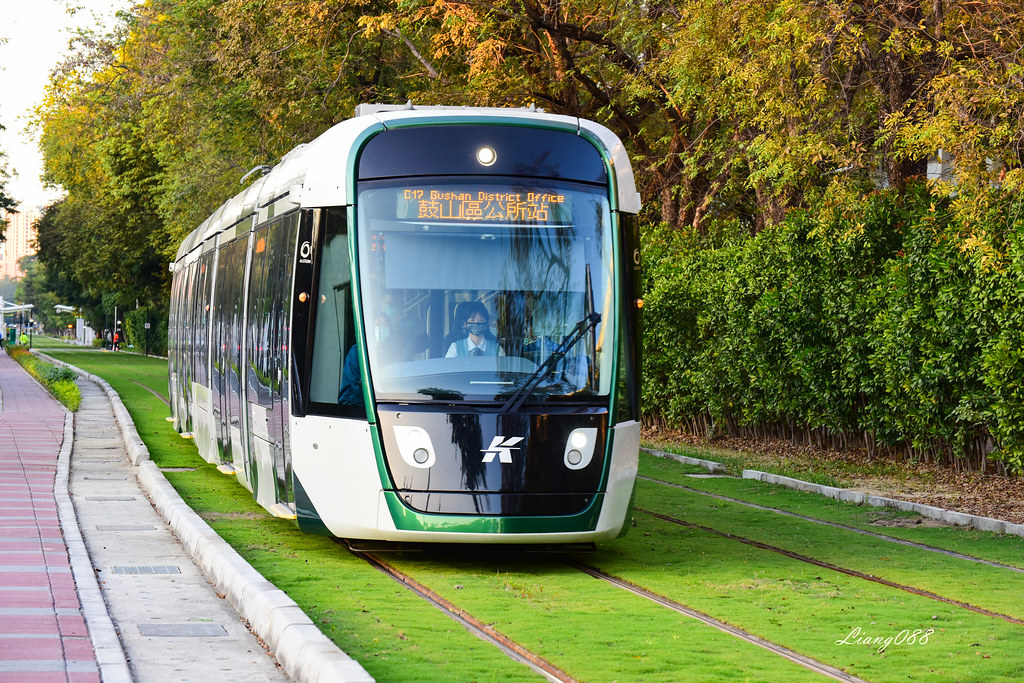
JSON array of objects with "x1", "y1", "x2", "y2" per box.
[{"x1": 499, "y1": 312, "x2": 601, "y2": 414}]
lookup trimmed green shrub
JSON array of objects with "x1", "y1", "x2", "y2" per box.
[{"x1": 642, "y1": 182, "x2": 1024, "y2": 473}]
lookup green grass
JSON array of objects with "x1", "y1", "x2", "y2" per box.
[
  {"x1": 43, "y1": 344, "x2": 1024, "y2": 682},
  {"x1": 640, "y1": 453, "x2": 1024, "y2": 569},
  {"x1": 381, "y1": 550, "x2": 823, "y2": 682},
  {"x1": 586, "y1": 516, "x2": 1024, "y2": 683},
  {"x1": 635, "y1": 478, "x2": 1024, "y2": 619}
]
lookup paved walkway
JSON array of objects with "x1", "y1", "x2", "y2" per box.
[
  {"x1": 0, "y1": 352, "x2": 98, "y2": 682},
  {"x1": 0, "y1": 351, "x2": 291, "y2": 682}
]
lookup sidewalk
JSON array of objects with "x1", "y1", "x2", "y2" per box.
[
  {"x1": 0, "y1": 352, "x2": 98, "y2": 682},
  {"x1": 0, "y1": 351, "x2": 289, "y2": 682}
]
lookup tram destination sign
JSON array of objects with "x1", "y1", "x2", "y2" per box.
[{"x1": 398, "y1": 187, "x2": 568, "y2": 224}]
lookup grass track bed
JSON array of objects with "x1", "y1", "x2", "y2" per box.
[
  {"x1": 641, "y1": 453, "x2": 1024, "y2": 570},
  {"x1": 588, "y1": 514, "x2": 1024, "y2": 682},
  {"x1": 635, "y1": 479, "x2": 1024, "y2": 621},
  {"x1": 374, "y1": 551, "x2": 823, "y2": 682},
  {"x1": 642, "y1": 474, "x2": 1024, "y2": 576},
  {"x1": 39, "y1": 342, "x2": 1024, "y2": 681}
]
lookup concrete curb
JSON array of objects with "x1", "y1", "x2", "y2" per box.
[
  {"x1": 642, "y1": 447, "x2": 728, "y2": 473},
  {"x1": 137, "y1": 463, "x2": 373, "y2": 683},
  {"x1": 35, "y1": 353, "x2": 149, "y2": 465},
  {"x1": 42, "y1": 353, "x2": 375, "y2": 683},
  {"x1": 642, "y1": 447, "x2": 1024, "y2": 539},
  {"x1": 54, "y1": 409, "x2": 133, "y2": 683}
]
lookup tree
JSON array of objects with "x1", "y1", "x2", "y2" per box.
[
  {"x1": 362, "y1": 0, "x2": 1024, "y2": 231},
  {"x1": 0, "y1": 124, "x2": 18, "y2": 240},
  {"x1": 35, "y1": 0, "x2": 432, "y2": 316},
  {"x1": 0, "y1": 275, "x2": 17, "y2": 302},
  {"x1": 30, "y1": 202, "x2": 106, "y2": 329},
  {"x1": 32, "y1": 0, "x2": 1024, "y2": 320}
]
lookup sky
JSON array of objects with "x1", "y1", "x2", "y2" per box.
[{"x1": 0, "y1": 0, "x2": 130, "y2": 209}]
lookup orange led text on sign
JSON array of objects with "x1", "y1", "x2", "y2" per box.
[{"x1": 404, "y1": 189, "x2": 565, "y2": 223}]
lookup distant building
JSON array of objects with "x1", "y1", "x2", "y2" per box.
[{"x1": 0, "y1": 206, "x2": 40, "y2": 279}]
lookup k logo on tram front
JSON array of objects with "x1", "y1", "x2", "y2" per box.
[{"x1": 481, "y1": 436, "x2": 524, "y2": 463}]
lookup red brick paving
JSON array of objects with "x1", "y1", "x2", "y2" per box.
[{"x1": 0, "y1": 352, "x2": 98, "y2": 681}]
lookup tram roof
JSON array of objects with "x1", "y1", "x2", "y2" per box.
[{"x1": 174, "y1": 105, "x2": 639, "y2": 265}]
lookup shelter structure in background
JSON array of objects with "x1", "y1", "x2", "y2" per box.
[
  {"x1": 0, "y1": 205, "x2": 41, "y2": 279},
  {"x1": 0, "y1": 297, "x2": 35, "y2": 345},
  {"x1": 55, "y1": 304, "x2": 96, "y2": 346}
]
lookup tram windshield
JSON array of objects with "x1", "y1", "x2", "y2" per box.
[{"x1": 356, "y1": 178, "x2": 614, "y2": 404}]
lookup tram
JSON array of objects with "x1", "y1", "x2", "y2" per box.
[{"x1": 167, "y1": 104, "x2": 642, "y2": 542}]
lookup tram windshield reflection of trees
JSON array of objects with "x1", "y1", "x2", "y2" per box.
[{"x1": 352, "y1": 178, "x2": 615, "y2": 406}]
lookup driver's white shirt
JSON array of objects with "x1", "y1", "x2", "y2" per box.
[{"x1": 445, "y1": 337, "x2": 505, "y2": 357}]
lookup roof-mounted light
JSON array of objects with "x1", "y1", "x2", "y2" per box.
[{"x1": 476, "y1": 146, "x2": 497, "y2": 166}]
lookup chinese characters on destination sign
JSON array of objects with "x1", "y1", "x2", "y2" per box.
[{"x1": 404, "y1": 189, "x2": 566, "y2": 223}]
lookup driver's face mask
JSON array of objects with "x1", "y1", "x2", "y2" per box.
[{"x1": 465, "y1": 319, "x2": 487, "y2": 335}]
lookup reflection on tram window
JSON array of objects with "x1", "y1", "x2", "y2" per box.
[
  {"x1": 308, "y1": 208, "x2": 364, "y2": 416},
  {"x1": 356, "y1": 179, "x2": 613, "y2": 404}
]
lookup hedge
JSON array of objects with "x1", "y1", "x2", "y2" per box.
[
  {"x1": 123, "y1": 305, "x2": 168, "y2": 356},
  {"x1": 642, "y1": 182, "x2": 1024, "y2": 474}
]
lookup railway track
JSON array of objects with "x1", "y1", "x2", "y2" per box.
[
  {"x1": 335, "y1": 476, "x2": 1024, "y2": 681},
  {"x1": 346, "y1": 542, "x2": 871, "y2": 682},
  {"x1": 640, "y1": 475, "x2": 1024, "y2": 574},
  {"x1": 56, "y1": 352, "x2": 1024, "y2": 681},
  {"x1": 349, "y1": 545, "x2": 579, "y2": 683},
  {"x1": 569, "y1": 562, "x2": 869, "y2": 683},
  {"x1": 635, "y1": 506, "x2": 1024, "y2": 626}
]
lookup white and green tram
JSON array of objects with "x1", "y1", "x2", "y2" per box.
[{"x1": 167, "y1": 104, "x2": 642, "y2": 542}]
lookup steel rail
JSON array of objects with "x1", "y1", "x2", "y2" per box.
[
  {"x1": 640, "y1": 475, "x2": 1024, "y2": 574},
  {"x1": 569, "y1": 562, "x2": 868, "y2": 683},
  {"x1": 353, "y1": 547, "x2": 579, "y2": 683},
  {"x1": 636, "y1": 507, "x2": 1024, "y2": 626},
  {"x1": 130, "y1": 379, "x2": 171, "y2": 406}
]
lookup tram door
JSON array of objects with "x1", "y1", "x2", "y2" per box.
[
  {"x1": 307, "y1": 208, "x2": 359, "y2": 420},
  {"x1": 245, "y1": 213, "x2": 299, "y2": 511},
  {"x1": 178, "y1": 260, "x2": 196, "y2": 433},
  {"x1": 169, "y1": 264, "x2": 188, "y2": 433},
  {"x1": 191, "y1": 251, "x2": 217, "y2": 465},
  {"x1": 212, "y1": 235, "x2": 250, "y2": 475}
]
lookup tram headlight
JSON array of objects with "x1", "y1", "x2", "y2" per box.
[
  {"x1": 476, "y1": 146, "x2": 497, "y2": 166},
  {"x1": 393, "y1": 426, "x2": 436, "y2": 469},
  {"x1": 563, "y1": 428, "x2": 597, "y2": 470}
]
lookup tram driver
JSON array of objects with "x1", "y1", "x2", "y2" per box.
[
  {"x1": 337, "y1": 345, "x2": 362, "y2": 405},
  {"x1": 445, "y1": 301, "x2": 505, "y2": 358}
]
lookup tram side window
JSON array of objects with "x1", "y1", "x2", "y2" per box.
[
  {"x1": 194, "y1": 254, "x2": 213, "y2": 386},
  {"x1": 270, "y1": 212, "x2": 298, "y2": 408},
  {"x1": 246, "y1": 227, "x2": 273, "y2": 407},
  {"x1": 309, "y1": 208, "x2": 361, "y2": 416}
]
